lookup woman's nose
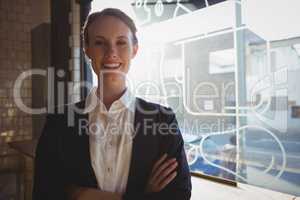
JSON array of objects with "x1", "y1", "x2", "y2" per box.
[{"x1": 105, "y1": 44, "x2": 117, "y2": 59}]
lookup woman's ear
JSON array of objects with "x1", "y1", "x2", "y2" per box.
[{"x1": 131, "y1": 44, "x2": 138, "y2": 59}]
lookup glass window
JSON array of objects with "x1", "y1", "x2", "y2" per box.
[{"x1": 91, "y1": 0, "x2": 300, "y2": 196}]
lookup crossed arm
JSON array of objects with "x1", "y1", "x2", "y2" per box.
[
  {"x1": 65, "y1": 110, "x2": 192, "y2": 200},
  {"x1": 65, "y1": 154, "x2": 179, "y2": 200},
  {"x1": 33, "y1": 112, "x2": 191, "y2": 200}
]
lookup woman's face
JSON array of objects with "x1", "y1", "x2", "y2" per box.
[{"x1": 85, "y1": 15, "x2": 138, "y2": 83}]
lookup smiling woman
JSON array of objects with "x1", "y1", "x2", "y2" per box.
[
  {"x1": 82, "y1": 10, "x2": 139, "y2": 107},
  {"x1": 32, "y1": 8, "x2": 192, "y2": 200}
]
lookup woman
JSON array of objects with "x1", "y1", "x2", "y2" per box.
[{"x1": 33, "y1": 8, "x2": 191, "y2": 200}]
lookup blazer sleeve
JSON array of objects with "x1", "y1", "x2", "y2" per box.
[
  {"x1": 32, "y1": 114, "x2": 67, "y2": 200},
  {"x1": 145, "y1": 108, "x2": 192, "y2": 200}
]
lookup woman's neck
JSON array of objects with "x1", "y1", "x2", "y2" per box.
[{"x1": 96, "y1": 82, "x2": 126, "y2": 110}]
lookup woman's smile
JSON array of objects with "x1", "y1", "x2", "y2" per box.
[
  {"x1": 102, "y1": 62, "x2": 121, "y2": 70},
  {"x1": 85, "y1": 15, "x2": 138, "y2": 79}
]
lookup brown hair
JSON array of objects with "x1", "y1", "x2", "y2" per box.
[{"x1": 82, "y1": 8, "x2": 138, "y2": 46}]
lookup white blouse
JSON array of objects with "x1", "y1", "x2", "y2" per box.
[{"x1": 84, "y1": 87, "x2": 136, "y2": 194}]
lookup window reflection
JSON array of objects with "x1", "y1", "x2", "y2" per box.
[{"x1": 91, "y1": 0, "x2": 300, "y2": 196}]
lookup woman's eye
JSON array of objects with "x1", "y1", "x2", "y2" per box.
[
  {"x1": 117, "y1": 41, "x2": 127, "y2": 46},
  {"x1": 95, "y1": 41, "x2": 105, "y2": 46}
]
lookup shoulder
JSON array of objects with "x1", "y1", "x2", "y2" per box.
[
  {"x1": 135, "y1": 99, "x2": 184, "y2": 156},
  {"x1": 45, "y1": 99, "x2": 86, "y2": 125},
  {"x1": 135, "y1": 98, "x2": 179, "y2": 138},
  {"x1": 135, "y1": 97, "x2": 174, "y2": 119}
]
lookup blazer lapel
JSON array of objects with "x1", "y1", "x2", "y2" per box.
[
  {"x1": 125, "y1": 98, "x2": 159, "y2": 196},
  {"x1": 73, "y1": 100, "x2": 98, "y2": 188}
]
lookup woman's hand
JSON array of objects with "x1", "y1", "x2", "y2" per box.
[{"x1": 145, "y1": 154, "x2": 178, "y2": 193}]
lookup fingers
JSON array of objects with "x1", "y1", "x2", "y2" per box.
[
  {"x1": 146, "y1": 154, "x2": 179, "y2": 193},
  {"x1": 151, "y1": 154, "x2": 168, "y2": 173},
  {"x1": 155, "y1": 161, "x2": 178, "y2": 184},
  {"x1": 151, "y1": 158, "x2": 177, "y2": 184},
  {"x1": 158, "y1": 171, "x2": 177, "y2": 190}
]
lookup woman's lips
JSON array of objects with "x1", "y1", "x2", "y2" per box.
[{"x1": 102, "y1": 63, "x2": 121, "y2": 69}]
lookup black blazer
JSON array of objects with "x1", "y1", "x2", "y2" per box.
[{"x1": 33, "y1": 98, "x2": 192, "y2": 200}]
